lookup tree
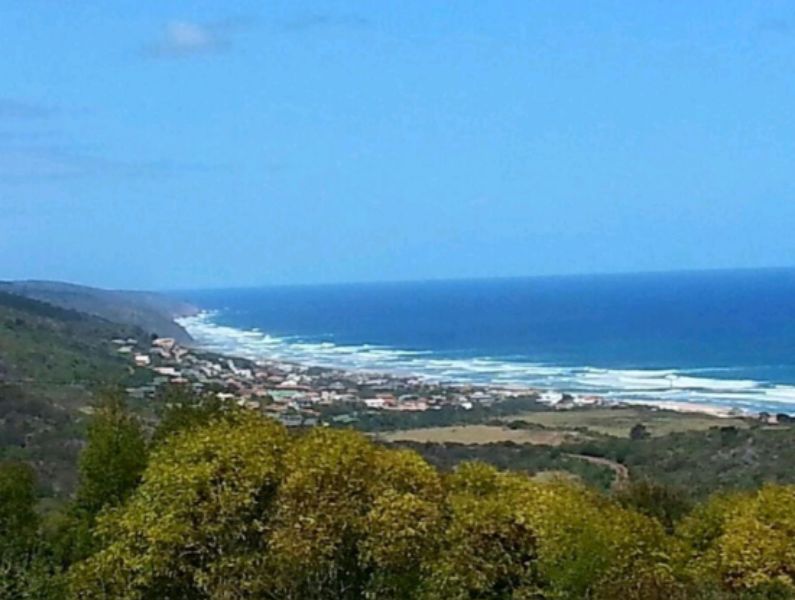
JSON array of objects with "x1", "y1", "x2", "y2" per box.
[
  {"x1": 65, "y1": 413, "x2": 706, "y2": 599},
  {"x1": 68, "y1": 410, "x2": 289, "y2": 599},
  {"x1": 267, "y1": 428, "x2": 444, "y2": 599},
  {"x1": 776, "y1": 413, "x2": 794, "y2": 425},
  {"x1": 69, "y1": 417, "x2": 446, "y2": 599},
  {"x1": 75, "y1": 389, "x2": 147, "y2": 517},
  {"x1": 678, "y1": 485, "x2": 795, "y2": 595},
  {"x1": 422, "y1": 462, "x2": 683, "y2": 600},
  {"x1": 0, "y1": 460, "x2": 38, "y2": 552},
  {"x1": 151, "y1": 383, "x2": 226, "y2": 446},
  {"x1": 0, "y1": 461, "x2": 65, "y2": 599},
  {"x1": 421, "y1": 462, "x2": 544, "y2": 599},
  {"x1": 614, "y1": 479, "x2": 692, "y2": 533},
  {"x1": 630, "y1": 423, "x2": 651, "y2": 440}
]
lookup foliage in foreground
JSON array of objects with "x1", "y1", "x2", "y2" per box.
[{"x1": 3, "y1": 399, "x2": 795, "y2": 599}]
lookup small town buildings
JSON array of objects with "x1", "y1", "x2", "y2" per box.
[
  {"x1": 152, "y1": 337, "x2": 176, "y2": 349},
  {"x1": 363, "y1": 398, "x2": 386, "y2": 409}
]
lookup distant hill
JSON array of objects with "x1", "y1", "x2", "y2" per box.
[
  {"x1": 0, "y1": 291, "x2": 147, "y2": 384},
  {"x1": 0, "y1": 291, "x2": 156, "y2": 493},
  {"x1": 0, "y1": 280, "x2": 198, "y2": 344}
]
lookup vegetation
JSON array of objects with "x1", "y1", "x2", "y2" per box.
[
  {"x1": 75, "y1": 392, "x2": 148, "y2": 518},
  {"x1": 0, "y1": 461, "x2": 38, "y2": 549},
  {"x1": 569, "y1": 425, "x2": 795, "y2": 500},
  {"x1": 392, "y1": 440, "x2": 617, "y2": 491},
  {"x1": 150, "y1": 384, "x2": 229, "y2": 446},
  {"x1": 378, "y1": 406, "x2": 795, "y2": 501},
  {"x1": 0, "y1": 291, "x2": 148, "y2": 386},
  {"x1": 0, "y1": 292, "x2": 153, "y2": 496},
  {"x1": 342, "y1": 396, "x2": 546, "y2": 432},
  {"x1": 0, "y1": 280, "x2": 196, "y2": 343},
  {"x1": 0, "y1": 461, "x2": 63, "y2": 598},
  {"x1": 2, "y1": 395, "x2": 795, "y2": 599},
  {"x1": 3, "y1": 292, "x2": 795, "y2": 597},
  {"x1": 379, "y1": 424, "x2": 577, "y2": 446},
  {"x1": 500, "y1": 406, "x2": 749, "y2": 438}
]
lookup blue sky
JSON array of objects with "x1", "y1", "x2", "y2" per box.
[{"x1": 2, "y1": 1, "x2": 794, "y2": 290}]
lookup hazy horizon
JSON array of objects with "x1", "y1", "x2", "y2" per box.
[{"x1": 5, "y1": 263, "x2": 795, "y2": 294}]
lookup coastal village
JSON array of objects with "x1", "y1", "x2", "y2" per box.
[{"x1": 113, "y1": 335, "x2": 609, "y2": 427}]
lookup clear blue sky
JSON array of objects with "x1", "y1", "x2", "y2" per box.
[{"x1": 2, "y1": 1, "x2": 794, "y2": 290}]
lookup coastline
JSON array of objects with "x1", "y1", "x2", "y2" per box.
[{"x1": 173, "y1": 311, "x2": 775, "y2": 421}]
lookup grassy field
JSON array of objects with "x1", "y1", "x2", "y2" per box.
[
  {"x1": 501, "y1": 406, "x2": 749, "y2": 438},
  {"x1": 379, "y1": 424, "x2": 579, "y2": 445}
]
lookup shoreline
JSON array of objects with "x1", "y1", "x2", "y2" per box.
[{"x1": 171, "y1": 313, "x2": 770, "y2": 422}]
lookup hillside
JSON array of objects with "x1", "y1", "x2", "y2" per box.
[
  {"x1": 0, "y1": 291, "x2": 153, "y2": 493},
  {"x1": 0, "y1": 291, "x2": 148, "y2": 384},
  {"x1": 0, "y1": 280, "x2": 198, "y2": 344},
  {"x1": 5, "y1": 407, "x2": 795, "y2": 598}
]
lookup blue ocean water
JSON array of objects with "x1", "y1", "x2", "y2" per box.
[{"x1": 178, "y1": 269, "x2": 795, "y2": 414}]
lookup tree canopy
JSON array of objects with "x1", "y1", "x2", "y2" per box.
[
  {"x1": 1, "y1": 398, "x2": 794, "y2": 599},
  {"x1": 60, "y1": 409, "x2": 795, "y2": 599}
]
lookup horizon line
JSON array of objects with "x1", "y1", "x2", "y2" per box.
[{"x1": 161, "y1": 263, "x2": 795, "y2": 294}]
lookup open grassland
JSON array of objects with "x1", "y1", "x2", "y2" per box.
[
  {"x1": 501, "y1": 406, "x2": 749, "y2": 437},
  {"x1": 379, "y1": 424, "x2": 579, "y2": 445}
]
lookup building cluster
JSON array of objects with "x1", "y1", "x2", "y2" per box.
[{"x1": 113, "y1": 337, "x2": 604, "y2": 427}]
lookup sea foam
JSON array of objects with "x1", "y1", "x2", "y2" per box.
[{"x1": 178, "y1": 312, "x2": 795, "y2": 415}]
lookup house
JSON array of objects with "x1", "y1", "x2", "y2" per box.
[
  {"x1": 153, "y1": 366, "x2": 179, "y2": 377},
  {"x1": 277, "y1": 381, "x2": 312, "y2": 392},
  {"x1": 539, "y1": 391, "x2": 564, "y2": 405},
  {"x1": 152, "y1": 337, "x2": 176, "y2": 351},
  {"x1": 395, "y1": 400, "x2": 428, "y2": 412},
  {"x1": 134, "y1": 354, "x2": 151, "y2": 366},
  {"x1": 471, "y1": 391, "x2": 494, "y2": 404}
]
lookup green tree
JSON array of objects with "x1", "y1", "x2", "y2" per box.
[
  {"x1": 68, "y1": 410, "x2": 289, "y2": 599},
  {"x1": 267, "y1": 428, "x2": 444, "y2": 599},
  {"x1": 151, "y1": 384, "x2": 226, "y2": 446},
  {"x1": 424, "y1": 462, "x2": 683, "y2": 600},
  {"x1": 614, "y1": 479, "x2": 692, "y2": 533},
  {"x1": 68, "y1": 418, "x2": 446, "y2": 599},
  {"x1": 421, "y1": 462, "x2": 544, "y2": 599},
  {"x1": 60, "y1": 412, "x2": 734, "y2": 600},
  {"x1": 0, "y1": 460, "x2": 38, "y2": 552},
  {"x1": 630, "y1": 423, "x2": 651, "y2": 440},
  {"x1": 0, "y1": 461, "x2": 65, "y2": 599},
  {"x1": 75, "y1": 390, "x2": 147, "y2": 518},
  {"x1": 678, "y1": 484, "x2": 795, "y2": 596}
]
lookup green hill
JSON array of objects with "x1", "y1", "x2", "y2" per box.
[
  {"x1": 0, "y1": 291, "x2": 152, "y2": 494},
  {"x1": 0, "y1": 280, "x2": 197, "y2": 344},
  {"x1": 0, "y1": 291, "x2": 147, "y2": 384}
]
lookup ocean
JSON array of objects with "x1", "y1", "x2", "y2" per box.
[{"x1": 177, "y1": 268, "x2": 795, "y2": 415}]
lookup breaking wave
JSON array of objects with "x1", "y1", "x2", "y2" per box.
[{"x1": 178, "y1": 311, "x2": 795, "y2": 415}]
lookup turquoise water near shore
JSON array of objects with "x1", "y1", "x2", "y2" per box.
[{"x1": 178, "y1": 269, "x2": 795, "y2": 415}]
